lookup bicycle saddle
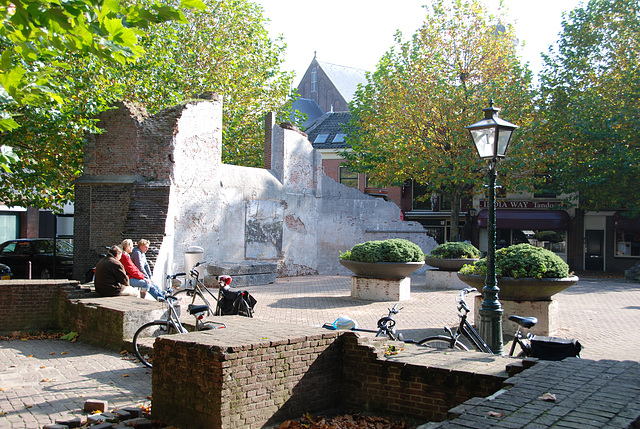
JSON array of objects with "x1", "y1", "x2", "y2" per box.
[
  {"x1": 188, "y1": 304, "x2": 209, "y2": 315},
  {"x1": 508, "y1": 315, "x2": 538, "y2": 328}
]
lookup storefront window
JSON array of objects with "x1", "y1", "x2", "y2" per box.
[{"x1": 615, "y1": 229, "x2": 640, "y2": 257}]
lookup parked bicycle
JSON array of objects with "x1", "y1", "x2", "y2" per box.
[
  {"x1": 172, "y1": 261, "x2": 256, "y2": 318},
  {"x1": 323, "y1": 304, "x2": 405, "y2": 341},
  {"x1": 132, "y1": 273, "x2": 226, "y2": 368},
  {"x1": 323, "y1": 288, "x2": 581, "y2": 360},
  {"x1": 416, "y1": 287, "x2": 582, "y2": 359}
]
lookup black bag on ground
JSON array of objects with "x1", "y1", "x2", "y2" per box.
[
  {"x1": 217, "y1": 288, "x2": 257, "y2": 316},
  {"x1": 530, "y1": 336, "x2": 582, "y2": 360}
]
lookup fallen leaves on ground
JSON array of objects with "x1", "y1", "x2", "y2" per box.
[
  {"x1": 278, "y1": 412, "x2": 414, "y2": 428},
  {"x1": 0, "y1": 331, "x2": 66, "y2": 341}
]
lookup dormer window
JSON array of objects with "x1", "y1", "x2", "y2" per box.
[
  {"x1": 314, "y1": 133, "x2": 329, "y2": 143},
  {"x1": 311, "y1": 67, "x2": 317, "y2": 93}
]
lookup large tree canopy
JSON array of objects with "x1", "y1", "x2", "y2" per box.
[
  {"x1": 344, "y1": 0, "x2": 536, "y2": 239},
  {"x1": 0, "y1": 0, "x2": 294, "y2": 210},
  {"x1": 538, "y1": 0, "x2": 640, "y2": 214}
]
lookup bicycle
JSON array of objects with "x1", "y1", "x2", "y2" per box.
[
  {"x1": 416, "y1": 287, "x2": 582, "y2": 359},
  {"x1": 132, "y1": 274, "x2": 226, "y2": 368},
  {"x1": 172, "y1": 261, "x2": 255, "y2": 318},
  {"x1": 322, "y1": 304, "x2": 405, "y2": 341}
]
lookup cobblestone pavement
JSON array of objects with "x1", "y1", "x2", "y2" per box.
[
  {"x1": 1, "y1": 274, "x2": 638, "y2": 428},
  {"x1": 0, "y1": 340, "x2": 151, "y2": 428}
]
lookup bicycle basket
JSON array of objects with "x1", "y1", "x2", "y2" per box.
[{"x1": 530, "y1": 336, "x2": 582, "y2": 361}]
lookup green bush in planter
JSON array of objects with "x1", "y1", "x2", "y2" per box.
[
  {"x1": 459, "y1": 243, "x2": 570, "y2": 279},
  {"x1": 340, "y1": 238, "x2": 424, "y2": 263},
  {"x1": 428, "y1": 242, "x2": 480, "y2": 259}
]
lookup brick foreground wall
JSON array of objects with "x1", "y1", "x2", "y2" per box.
[
  {"x1": 152, "y1": 326, "x2": 343, "y2": 429},
  {"x1": 151, "y1": 320, "x2": 508, "y2": 429},
  {"x1": 341, "y1": 334, "x2": 505, "y2": 421},
  {"x1": 0, "y1": 280, "x2": 81, "y2": 332}
]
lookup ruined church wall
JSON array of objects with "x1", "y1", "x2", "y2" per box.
[{"x1": 76, "y1": 97, "x2": 435, "y2": 282}]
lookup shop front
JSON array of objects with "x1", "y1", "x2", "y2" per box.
[{"x1": 475, "y1": 200, "x2": 573, "y2": 263}]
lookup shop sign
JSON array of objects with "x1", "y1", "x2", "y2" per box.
[{"x1": 478, "y1": 200, "x2": 566, "y2": 209}]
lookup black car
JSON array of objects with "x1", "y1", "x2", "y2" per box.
[
  {"x1": 0, "y1": 263, "x2": 11, "y2": 280},
  {"x1": 0, "y1": 239, "x2": 73, "y2": 279}
]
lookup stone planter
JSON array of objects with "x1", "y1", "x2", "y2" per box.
[
  {"x1": 424, "y1": 257, "x2": 479, "y2": 271},
  {"x1": 456, "y1": 273, "x2": 579, "y2": 301},
  {"x1": 339, "y1": 259, "x2": 424, "y2": 279}
]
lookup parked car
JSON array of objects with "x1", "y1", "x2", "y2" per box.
[
  {"x1": 0, "y1": 263, "x2": 12, "y2": 280},
  {"x1": 0, "y1": 239, "x2": 73, "y2": 279}
]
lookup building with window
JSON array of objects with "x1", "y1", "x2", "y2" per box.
[{"x1": 297, "y1": 57, "x2": 639, "y2": 274}]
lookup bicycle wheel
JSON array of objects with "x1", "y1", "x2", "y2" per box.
[
  {"x1": 173, "y1": 288, "x2": 210, "y2": 316},
  {"x1": 133, "y1": 321, "x2": 178, "y2": 368},
  {"x1": 417, "y1": 336, "x2": 470, "y2": 351}
]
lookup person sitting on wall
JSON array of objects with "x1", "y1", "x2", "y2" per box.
[
  {"x1": 121, "y1": 239, "x2": 162, "y2": 300},
  {"x1": 131, "y1": 239, "x2": 154, "y2": 283},
  {"x1": 94, "y1": 245, "x2": 140, "y2": 298}
]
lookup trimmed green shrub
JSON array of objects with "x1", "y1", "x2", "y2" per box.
[
  {"x1": 428, "y1": 242, "x2": 480, "y2": 259},
  {"x1": 459, "y1": 243, "x2": 570, "y2": 279},
  {"x1": 341, "y1": 238, "x2": 424, "y2": 263}
]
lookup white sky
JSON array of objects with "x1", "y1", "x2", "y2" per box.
[{"x1": 256, "y1": 0, "x2": 585, "y2": 85}]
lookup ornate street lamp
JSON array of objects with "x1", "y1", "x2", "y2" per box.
[{"x1": 465, "y1": 100, "x2": 518, "y2": 354}]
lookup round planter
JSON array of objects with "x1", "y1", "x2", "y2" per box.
[
  {"x1": 456, "y1": 273, "x2": 579, "y2": 301},
  {"x1": 339, "y1": 259, "x2": 425, "y2": 279},
  {"x1": 424, "y1": 257, "x2": 479, "y2": 271}
]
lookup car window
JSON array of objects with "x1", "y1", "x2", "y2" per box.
[
  {"x1": 33, "y1": 240, "x2": 55, "y2": 254},
  {"x1": 56, "y1": 240, "x2": 73, "y2": 253},
  {"x1": 0, "y1": 243, "x2": 16, "y2": 254},
  {"x1": 16, "y1": 242, "x2": 33, "y2": 255}
]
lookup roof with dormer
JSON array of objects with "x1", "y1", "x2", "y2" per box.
[{"x1": 305, "y1": 112, "x2": 351, "y2": 149}]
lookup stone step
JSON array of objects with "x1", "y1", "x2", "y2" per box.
[{"x1": 206, "y1": 261, "x2": 277, "y2": 287}]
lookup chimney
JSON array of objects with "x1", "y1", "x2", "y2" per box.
[{"x1": 264, "y1": 112, "x2": 276, "y2": 169}]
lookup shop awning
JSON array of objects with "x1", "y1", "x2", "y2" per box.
[
  {"x1": 614, "y1": 211, "x2": 640, "y2": 232},
  {"x1": 477, "y1": 209, "x2": 570, "y2": 230}
]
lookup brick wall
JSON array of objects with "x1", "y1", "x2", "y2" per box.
[
  {"x1": 0, "y1": 280, "x2": 81, "y2": 332},
  {"x1": 341, "y1": 334, "x2": 505, "y2": 422},
  {"x1": 152, "y1": 329, "x2": 343, "y2": 429},
  {"x1": 152, "y1": 324, "x2": 508, "y2": 428}
]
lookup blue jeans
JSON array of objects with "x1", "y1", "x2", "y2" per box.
[{"x1": 129, "y1": 278, "x2": 162, "y2": 300}]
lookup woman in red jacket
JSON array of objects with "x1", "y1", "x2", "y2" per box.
[{"x1": 121, "y1": 239, "x2": 162, "y2": 300}]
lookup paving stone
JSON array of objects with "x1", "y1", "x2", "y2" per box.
[
  {"x1": 54, "y1": 417, "x2": 82, "y2": 428},
  {"x1": 83, "y1": 399, "x2": 108, "y2": 413}
]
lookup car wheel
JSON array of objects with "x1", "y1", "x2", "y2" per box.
[{"x1": 39, "y1": 268, "x2": 51, "y2": 279}]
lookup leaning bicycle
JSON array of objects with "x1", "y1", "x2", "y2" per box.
[
  {"x1": 172, "y1": 261, "x2": 255, "y2": 318},
  {"x1": 132, "y1": 275, "x2": 226, "y2": 368},
  {"x1": 417, "y1": 287, "x2": 582, "y2": 360}
]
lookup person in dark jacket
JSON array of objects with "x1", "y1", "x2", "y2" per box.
[{"x1": 94, "y1": 245, "x2": 140, "y2": 298}]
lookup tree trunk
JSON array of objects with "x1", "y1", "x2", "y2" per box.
[{"x1": 450, "y1": 193, "x2": 461, "y2": 241}]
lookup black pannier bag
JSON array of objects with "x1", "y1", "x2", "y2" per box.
[
  {"x1": 531, "y1": 336, "x2": 582, "y2": 361},
  {"x1": 217, "y1": 288, "x2": 257, "y2": 317}
]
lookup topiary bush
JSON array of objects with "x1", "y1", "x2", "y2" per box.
[
  {"x1": 428, "y1": 242, "x2": 480, "y2": 259},
  {"x1": 459, "y1": 243, "x2": 571, "y2": 279},
  {"x1": 340, "y1": 238, "x2": 424, "y2": 263}
]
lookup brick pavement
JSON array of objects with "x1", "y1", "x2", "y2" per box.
[
  {"x1": 1, "y1": 274, "x2": 638, "y2": 428},
  {"x1": 0, "y1": 340, "x2": 151, "y2": 428}
]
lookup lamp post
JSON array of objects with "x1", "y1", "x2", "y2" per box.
[{"x1": 465, "y1": 100, "x2": 518, "y2": 354}]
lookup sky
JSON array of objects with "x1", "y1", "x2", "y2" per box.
[{"x1": 255, "y1": 0, "x2": 585, "y2": 85}]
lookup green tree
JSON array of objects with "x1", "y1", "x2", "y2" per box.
[
  {"x1": 0, "y1": 0, "x2": 294, "y2": 210},
  {"x1": 538, "y1": 0, "x2": 640, "y2": 214},
  {"x1": 344, "y1": 0, "x2": 536, "y2": 240},
  {"x1": 0, "y1": 0, "x2": 197, "y2": 171}
]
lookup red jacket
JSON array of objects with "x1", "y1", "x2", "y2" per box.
[{"x1": 121, "y1": 253, "x2": 145, "y2": 280}]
